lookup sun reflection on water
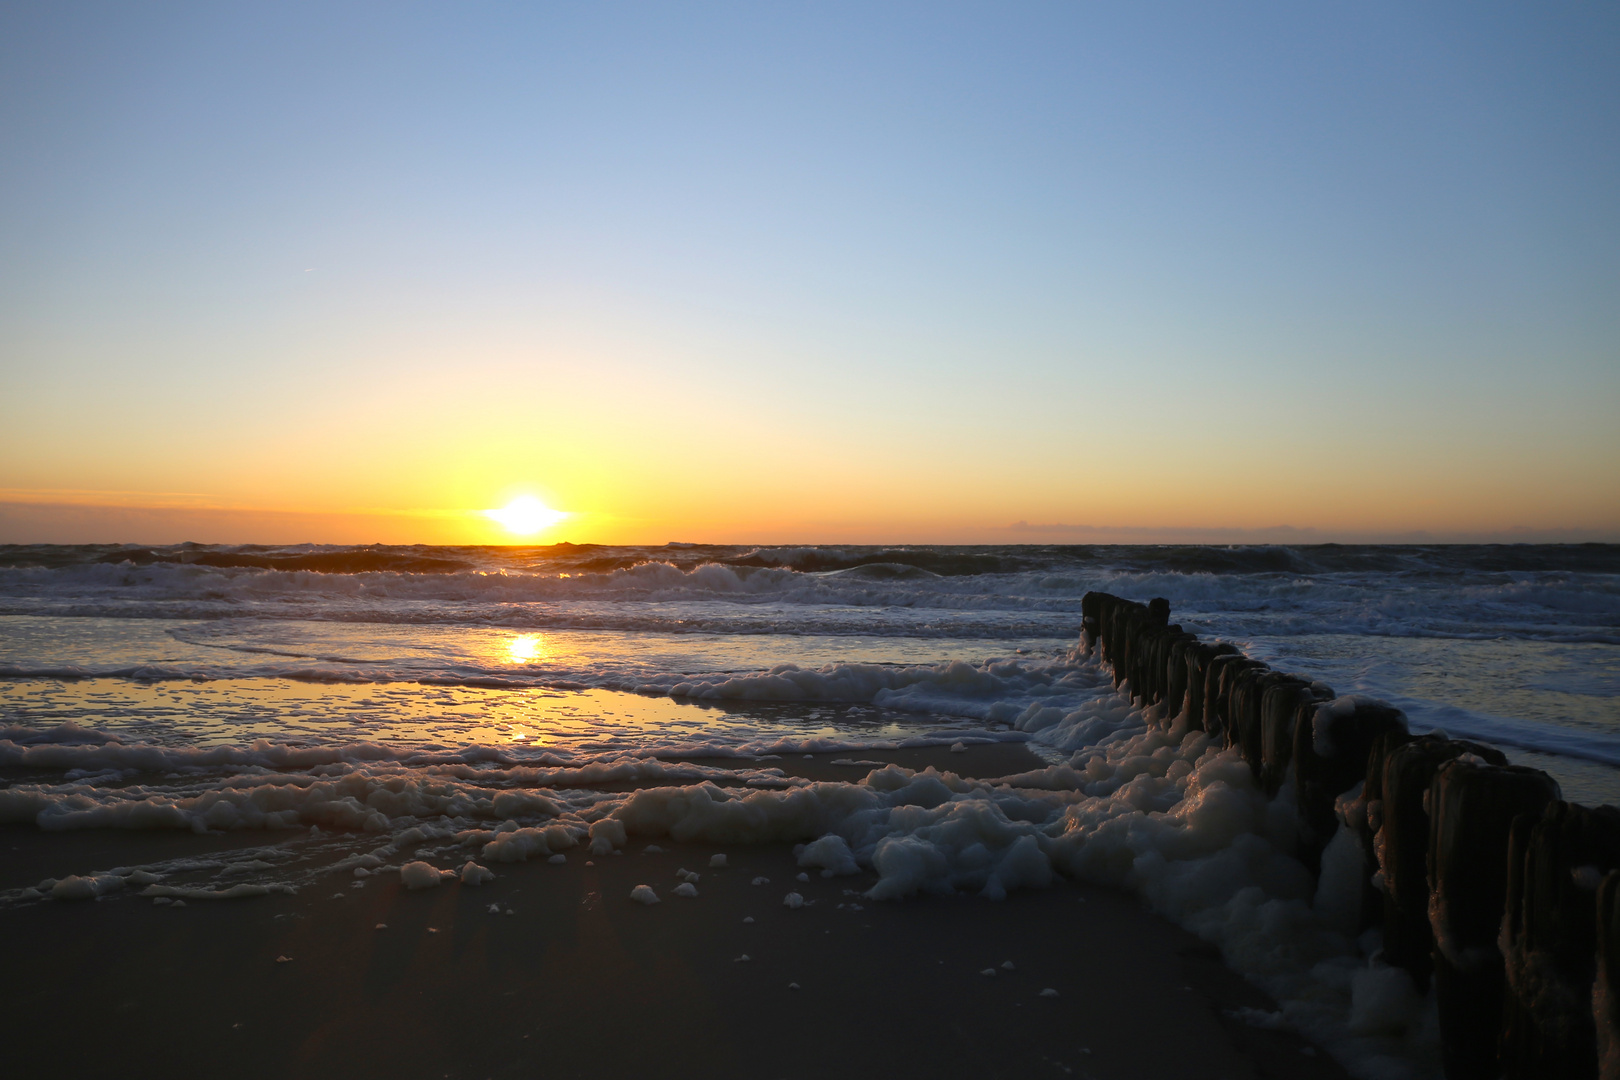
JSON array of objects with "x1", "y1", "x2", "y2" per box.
[{"x1": 506, "y1": 634, "x2": 545, "y2": 664}]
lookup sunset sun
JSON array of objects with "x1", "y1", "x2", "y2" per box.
[{"x1": 485, "y1": 495, "x2": 568, "y2": 536}]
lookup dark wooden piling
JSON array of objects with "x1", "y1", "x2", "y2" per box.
[
  {"x1": 1378, "y1": 735, "x2": 1508, "y2": 989},
  {"x1": 1081, "y1": 590, "x2": 1609, "y2": 1079},
  {"x1": 1205, "y1": 654, "x2": 1265, "y2": 745},
  {"x1": 1289, "y1": 697, "x2": 1402, "y2": 876},
  {"x1": 1164, "y1": 633, "x2": 1198, "y2": 722},
  {"x1": 1596, "y1": 872, "x2": 1620, "y2": 1080},
  {"x1": 1182, "y1": 640, "x2": 1238, "y2": 733},
  {"x1": 1428, "y1": 759, "x2": 1561, "y2": 1079},
  {"x1": 1499, "y1": 802, "x2": 1620, "y2": 1078}
]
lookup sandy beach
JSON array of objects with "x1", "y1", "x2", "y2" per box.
[{"x1": 1, "y1": 746, "x2": 1346, "y2": 1080}]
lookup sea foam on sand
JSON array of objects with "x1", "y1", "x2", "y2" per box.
[{"x1": 0, "y1": 651, "x2": 1434, "y2": 1079}]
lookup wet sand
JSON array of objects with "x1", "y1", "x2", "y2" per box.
[{"x1": 0, "y1": 748, "x2": 1350, "y2": 1080}]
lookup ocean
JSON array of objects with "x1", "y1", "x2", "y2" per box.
[
  {"x1": 3, "y1": 541, "x2": 1618, "y2": 1077},
  {"x1": 2, "y1": 542, "x2": 1615, "y2": 795}
]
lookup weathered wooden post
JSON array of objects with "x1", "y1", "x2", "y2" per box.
[
  {"x1": 1288, "y1": 695, "x2": 1402, "y2": 876},
  {"x1": 1596, "y1": 870, "x2": 1620, "y2": 1080},
  {"x1": 1330, "y1": 724, "x2": 1415, "y2": 925},
  {"x1": 1080, "y1": 591, "x2": 1103, "y2": 656},
  {"x1": 1164, "y1": 633, "x2": 1199, "y2": 722},
  {"x1": 1258, "y1": 679, "x2": 1314, "y2": 797},
  {"x1": 1499, "y1": 801, "x2": 1620, "y2": 1077},
  {"x1": 1182, "y1": 640, "x2": 1238, "y2": 733},
  {"x1": 1428, "y1": 758, "x2": 1560, "y2": 1079},
  {"x1": 1125, "y1": 600, "x2": 1171, "y2": 702},
  {"x1": 1379, "y1": 735, "x2": 1507, "y2": 988},
  {"x1": 1203, "y1": 653, "x2": 1264, "y2": 746}
]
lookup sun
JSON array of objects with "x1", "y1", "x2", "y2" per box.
[{"x1": 485, "y1": 495, "x2": 568, "y2": 536}]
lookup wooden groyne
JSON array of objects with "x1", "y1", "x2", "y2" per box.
[{"x1": 1080, "y1": 591, "x2": 1620, "y2": 1080}]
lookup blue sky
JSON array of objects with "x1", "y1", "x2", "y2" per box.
[{"x1": 1, "y1": 2, "x2": 1616, "y2": 543}]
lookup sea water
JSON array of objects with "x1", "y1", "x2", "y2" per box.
[
  {"x1": 2, "y1": 542, "x2": 1616, "y2": 1079},
  {"x1": 2, "y1": 543, "x2": 1614, "y2": 789}
]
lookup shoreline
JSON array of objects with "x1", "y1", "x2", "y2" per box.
[{"x1": 0, "y1": 745, "x2": 1349, "y2": 1078}]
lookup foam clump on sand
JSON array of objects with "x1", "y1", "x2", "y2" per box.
[
  {"x1": 797, "y1": 835, "x2": 858, "y2": 877},
  {"x1": 629, "y1": 885, "x2": 659, "y2": 905},
  {"x1": 673, "y1": 882, "x2": 698, "y2": 898},
  {"x1": 589, "y1": 818, "x2": 627, "y2": 855},
  {"x1": 50, "y1": 874, "x2": 124, "y2": 900},
  {"x1": 459, "y1": 862, "x2": 495, "y2": 886},
  {"x1": 782, "y1": 892, "x2": 804, "y2": 909},
  {"x1": 478, "y1": 823, "x2": 582, "y2": 863},
  {"x1": 400, "y1": 861, "x2": 445, "y2": 890},
  {"x1": 709, "y1": 853, "x2": 728, "y2": 868}
]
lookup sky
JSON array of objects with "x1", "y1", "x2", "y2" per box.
[{"x1": 1, "y1": 1, "x2": 1616, "y2": 546}]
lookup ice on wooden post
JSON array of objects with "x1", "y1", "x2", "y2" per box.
[{"x1": 1291, "y1": 694, "x2": 1401, "y2": 879}]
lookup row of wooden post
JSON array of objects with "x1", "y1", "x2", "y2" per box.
[{"x1": 1080, "y1": 590, "x2": 1620, "y2": 1079}]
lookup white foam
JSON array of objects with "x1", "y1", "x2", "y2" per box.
[
  {"x1": 798, "y1": 835, "x2": 859, "y2": 877},
  {"x1": 400, "y1": 861, "x2": 442, "y2": 890}
]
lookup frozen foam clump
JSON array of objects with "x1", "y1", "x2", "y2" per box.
[
  {"x1": 866, "y1": 836, "x2": 949, "y2": 901},
  {"x1": 143, "y1": 882, "x2": 283, "y2": 900},
  {"x1": 482, "y1": 824, "x2": 579, "y2": 863},
  {"x1": 547, "y1": 853, "x2": 566, "y2": 865},
  {"x1": 798, "y1": 834, "x2": 859, "y2": 878},
  {"x1": 673, "y1": 882, "x2": 698, "y2": 898},
  {"x1": 588, "y1": 818, "x2": 627, "y2": 855},
  {"x1": 709, "y1": 854, "x2": 728, "y2": 868},
  {"x1": 460, "y1": 861, "x2": 495, "y2": 886},
  {"x1": 400, "y1": 861, "x2": 443, "y2": 890},
  {"x1": 630, "y1": 885, "x2": 659, "y2": 905},
  {"x1": 51, "y1": 874, "x2": 123, "y2": 901},
  {"x1": 782, "y1": 892, "x2": 805, "y2": 909}
]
